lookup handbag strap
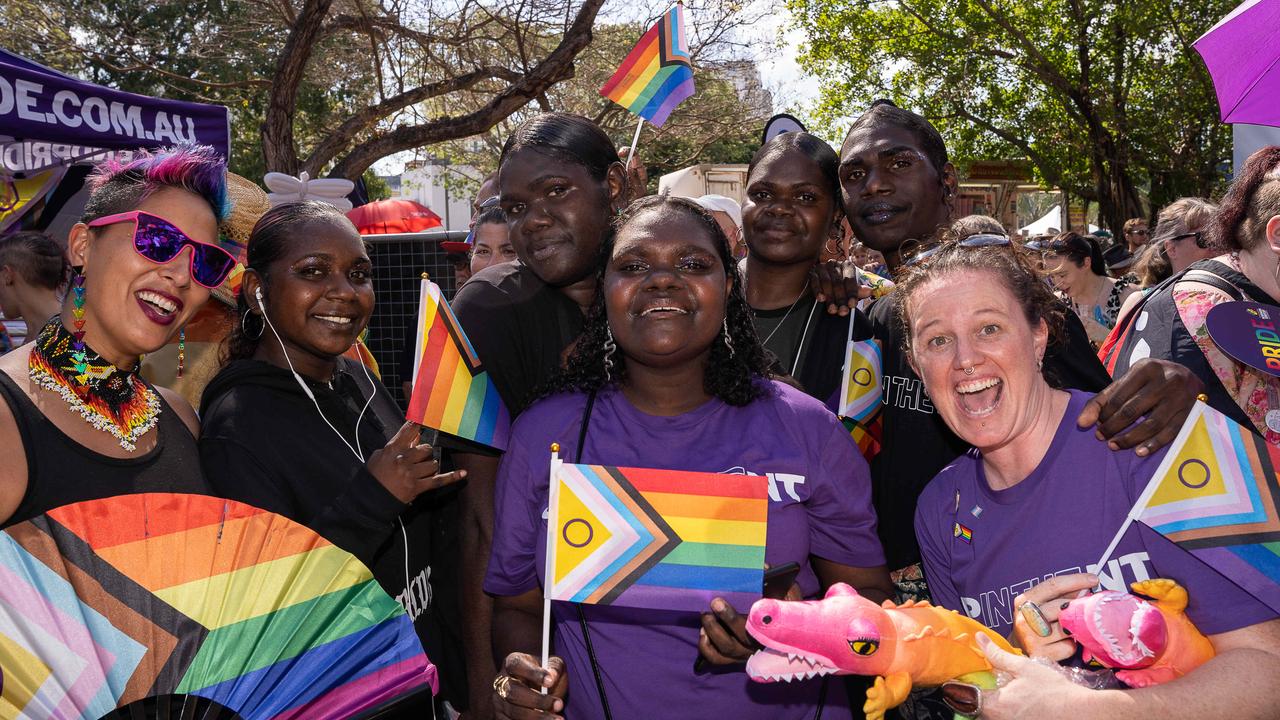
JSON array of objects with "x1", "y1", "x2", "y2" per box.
[{"x1": 572, "y1": 391, "x2": 613, "y2": 720}]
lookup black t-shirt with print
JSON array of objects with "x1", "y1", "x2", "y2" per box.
[{"x1": 864, "y1": 293, "x2": 1111, "y2": 571}]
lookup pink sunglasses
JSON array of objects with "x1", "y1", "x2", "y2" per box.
[{"x1": 87, "y1": 210, "x2": 237, "y2": 289}]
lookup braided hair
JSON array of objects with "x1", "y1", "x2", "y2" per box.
[{"x1": 544, "y1": 195, "x2": 772, "y2": 406}]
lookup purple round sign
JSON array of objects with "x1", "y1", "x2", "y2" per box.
[{"x1": 1206, "y1": 300, "x2": 1280, "y2": 377}]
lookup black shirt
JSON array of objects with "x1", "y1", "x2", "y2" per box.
[
  {"x1": 864, "y1": 294, "x2": 1112, "y2": 571},
  {"x1": 450, "y1": 262, "x2": 584, "y2": 421},
  {"x1": 0, "y1": 372, "x2": 209, "y2": 528}
]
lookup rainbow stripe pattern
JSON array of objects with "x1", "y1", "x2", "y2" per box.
[
  {"x1": 547, "y1": 461, "x2": 768, "y2": 613},
  {"x1": 406, "y1": 278, "x2": 510, "y2": 450},
  {"x1": 0, "y1": 493, "x2": 435, "y2": 719},
  {"x1": 1132, "y1": 403, "x2": 1280, "y2": 613},
  {"x1": 598, "y1": 5, "x2": 695, "y2": 127}
]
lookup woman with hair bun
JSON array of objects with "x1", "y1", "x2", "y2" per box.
[
  {"x1": 449, "y1": 112, "x2": 631, "y2": 716},
  {"x1": 1042, "y1": 231, "x2": 1136, "y2": 345},
  {"x1": 0, "y1": 231, "x2": 70, "y2": 346},
  {"x1": 487, "y1": 195, "x2": 890, "y2": 720},
  {"x1": 0, "y1": 145, "x2": 228, "y2": 526}
]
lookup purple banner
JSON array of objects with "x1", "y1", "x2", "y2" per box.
[{"x1": 0, "y1": 51, "x2": 229, "y2": 172}]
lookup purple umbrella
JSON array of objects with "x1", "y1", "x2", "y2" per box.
[{"x1": 1194, "y1": 0, "x2": 1280, "y2": 126}]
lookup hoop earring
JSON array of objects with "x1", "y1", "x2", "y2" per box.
[
  {"x1": 176, "y1": 328, "x2": 185, "y2": 378},
  {"x1": 602, "y1": 326, "x2": 617, "y2": 382},
  {"x1": 241, "y1": 309, "x2": 264, "y2": 339},
  {"x1": 722, "y1": 318, "x2": 735, "y2": 359}
]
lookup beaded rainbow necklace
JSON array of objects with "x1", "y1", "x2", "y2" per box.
[{"x1": 28, "y1": 316, "x2": 161, "y2": 451}]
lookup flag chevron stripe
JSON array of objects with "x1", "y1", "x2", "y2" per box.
[
  {"x1": 551, "y1": 464, "x2": 646, "y2": 598},
  {"x1": 1132, "y1": 402, "x2": 1280, "y2": 615},
  {"x1": 590, "y1": 466, "x2": 681, "y2": 605}
]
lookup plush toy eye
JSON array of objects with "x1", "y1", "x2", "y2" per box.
[{"x1": 848, "y1": 638, "x2": 879, "y2": 656}]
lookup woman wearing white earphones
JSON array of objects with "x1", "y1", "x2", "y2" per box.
[{"x1": 199, "y1": 201, "x2": 466, "y2": 714}]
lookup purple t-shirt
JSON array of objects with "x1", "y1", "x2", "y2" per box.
[
  {"x1": 916, "y1": 389, "x2": 1277, "y2": 639},
  {"x1": 486, "y1": 381, "x2": 885, "y2": 720}
]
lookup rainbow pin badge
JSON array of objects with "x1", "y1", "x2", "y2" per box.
[{"x1": 953, "y1": 522, "x2": 973, "y2": 544}]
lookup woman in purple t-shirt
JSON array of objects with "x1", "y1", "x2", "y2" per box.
[
  {"x1": 897, "y1": 241, "x2": 1280, "y2": 719},
  {"x1": 486, "y1": 196, "x2": 892, "y2": 720}
]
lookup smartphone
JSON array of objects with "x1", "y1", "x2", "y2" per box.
[{"x1": 762, "y1": 562, "x2": 801, "y2": 600}]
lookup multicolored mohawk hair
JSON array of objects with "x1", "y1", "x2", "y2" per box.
[{"x1": 82, "y1": 144, "x2": 231, "y2": 223}]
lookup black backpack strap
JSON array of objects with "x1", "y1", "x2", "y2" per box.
[{"x1": 571, "y1": 391, "x2": 612, "y2": 720}]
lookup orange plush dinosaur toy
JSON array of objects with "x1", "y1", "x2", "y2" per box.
[
  {"x1": 745, "y1": 583, "x2": 1019, "y2": 720},
  {"x1": 1058, "y1": 578, "x2": 1215, "y2": 687}
]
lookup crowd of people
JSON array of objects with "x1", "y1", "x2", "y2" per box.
[{"x1": 1, "y1": 101, "x2": 1279, "y2": 720}]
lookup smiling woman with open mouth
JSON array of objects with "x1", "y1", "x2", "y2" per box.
[{"x1": 896, "y1": 240, "x2": 1280, "y2": 720}]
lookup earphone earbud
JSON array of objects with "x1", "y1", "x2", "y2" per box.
[{"x1": 254, "y1": 286, "x2": 264, "y2": 306}]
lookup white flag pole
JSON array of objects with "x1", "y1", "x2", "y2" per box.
[
  {"x1": 541, "y1": 444, "x2": 563, "y2": 687},
  {"x1": 626, "y1": 116, "x2": 645, "y2": 170},
  {"x1": 1093, "y1": 402, "x2": 1205, "y2": 572}
]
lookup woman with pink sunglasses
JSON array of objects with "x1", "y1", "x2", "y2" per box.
[{"x1": 0, "y1": 145, "x2": 232, "y2": 526}]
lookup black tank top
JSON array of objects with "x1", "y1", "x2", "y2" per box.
[{"x1": 0, "y1": 372, "x2": 209, "y2": 527}]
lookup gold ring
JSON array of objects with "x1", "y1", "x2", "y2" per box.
[{"x1": 492, "y1": 674, "x2": 512, "y2": 700}]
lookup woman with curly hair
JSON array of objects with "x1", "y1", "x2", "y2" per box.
[
  {"x1": 1108, "y1": 147, "x2": 1280, "y2": 444},
  {"x1": 486, "y1": 195, "x2": 891, "y2": 720}
]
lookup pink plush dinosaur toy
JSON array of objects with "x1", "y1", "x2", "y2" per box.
[
  {"x1": 745, "y1": 583, "x2": 1018, "y2": 720},
  {"x1": 1058, "y1": 578, "x2": 1215, "y2": 688}
]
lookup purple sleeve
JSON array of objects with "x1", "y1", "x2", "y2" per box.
[
  {"x1": 483, "y1": 430, "x2": 543, "y2": 597},
  {"x1": 1123, "y1": 450, "x2": 1279, "y2": 635},
  {"x1": 806, "y1": 419, "x2": 886, "y2": 568},
  {"x1": 915, "y1": 477, "x2": 963, "y2": 614}
]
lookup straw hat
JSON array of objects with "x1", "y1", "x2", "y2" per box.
[{"x1": 212, "y1": 172, "x2": 271, "y2": 307}]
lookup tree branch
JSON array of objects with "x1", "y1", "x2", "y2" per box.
[{"x1": 327, "y1": 0, "x2": 606, "y2": 179}]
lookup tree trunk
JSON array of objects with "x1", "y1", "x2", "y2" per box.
[{"x1": 261, "y1": 0, "x2": 336, "y2": 175}]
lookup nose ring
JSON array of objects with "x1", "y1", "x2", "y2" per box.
[{"x1": 964, "y1": 366, "x2": 975, "y2": 375}]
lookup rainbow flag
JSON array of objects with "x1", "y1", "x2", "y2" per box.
[
  {"x1": 842, "y1": 415, "x2": 882, "y2": 461},
  {"x1": 838, "y1": 337, "x2": 883, "y2": 424},
  {"x1": 406, "y1": 278, "x2": 510, "y2": 450},
  {"x1": 598, "y1": 5, "x2": 695, "y2": 127},
  {"x1": 1129, "y1": 402, "x2": 1280, "y2": 614},
  {"x1": 0, "y1": 493, "x2": 434, "y2": 719},
  {"x1": 546, "y1": 458, "x2": 768, "y2": 613}
]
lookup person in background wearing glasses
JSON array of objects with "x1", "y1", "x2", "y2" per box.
[
  {"x1": 1123, "y1": 217, "x2": 1150, "y2": 253},
  {"x1": 1155, "y1": 197, "x2": 1219, "y2": 275},
  {"x1": 0, "y1": 146, "x2": 229, "y2": 527},
  {"x1": 1041, "y1": 231, "x2": 1137, "y2": 346},
  {"x1": 900, "y1": 240, "x2": 1280, "y2": 720}
]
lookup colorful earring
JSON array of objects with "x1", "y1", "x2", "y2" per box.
[
  {"x1": 176, "y1": 327, "x2": 185, "y2": 378},
  {"x1": 70, "y1": 273, "x2": 88, "y2": 375}
]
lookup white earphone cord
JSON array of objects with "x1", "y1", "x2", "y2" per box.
[{"x1": 257, "y1": 292, "x2": 412, "y2": 603}]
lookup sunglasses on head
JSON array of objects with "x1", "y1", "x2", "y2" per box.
[
  {"x1": 87, "y1": 211, "x2": 237, "y2": 289},
  {"x1": 903, "y1": 233, "x2": 1011, "y2": 267},
  {"x1": 1168, "y1": 230, "x2": 1207, "y2": 248}
]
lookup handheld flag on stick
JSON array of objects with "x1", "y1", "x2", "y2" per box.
[
  {"x1": 599, "y1": 5, "x2": 695, "y2": 128},
  {"x1": 544, "y1": 452, "x2": 768, "y2": 614},
  {"x1": 1095, "y1": 402, "x2": 1280, "y2": 614},
  {"x1": 837, "y1": 322, "x2": 884, "y2": 461},
  {"x1": 406, "y1": 277, "x2": 510, "y2": 450}
]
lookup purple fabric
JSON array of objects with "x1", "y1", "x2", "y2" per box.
[
  {"x1": 1193, "y1": 0, "x2": 1280, "y2": 124},
  {"x1": 916, "y1": 390, "x2": 1277, "y2": 640},
  {"x1": 486, "y1": 381, "x2": 884, "y2": 720},
  {"x1": 0, "y1": 52, "x2": 230, "y2": 172}
]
